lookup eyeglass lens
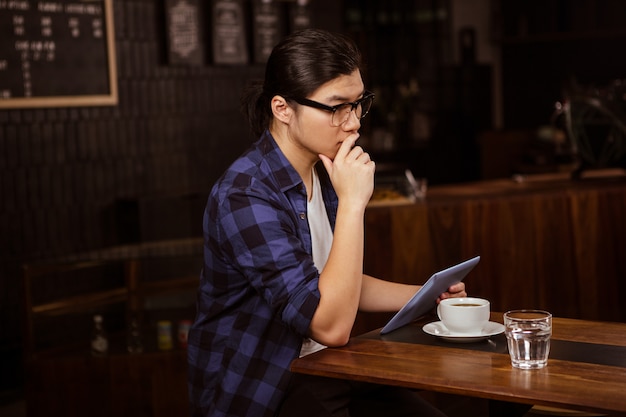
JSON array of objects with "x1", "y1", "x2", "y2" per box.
[{"x1": 331, "y1": 95, "x2": 373, "y2": 126}]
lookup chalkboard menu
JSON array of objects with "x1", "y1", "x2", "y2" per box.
[{"x1": 0, "y1": 0, "x2": 118, "y2": 109}]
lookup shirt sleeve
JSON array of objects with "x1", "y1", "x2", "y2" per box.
[{"x1": 214, "y1": 184, "x2": 320, "y2": 337}]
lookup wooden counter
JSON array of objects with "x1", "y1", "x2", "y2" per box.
[{"x1": 359, "y1": 171, "x2": 626, "y2": 334}]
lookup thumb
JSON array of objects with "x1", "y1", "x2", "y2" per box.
[{"x1": 318, "y1": 154, "x2": 333, "y2": 175}]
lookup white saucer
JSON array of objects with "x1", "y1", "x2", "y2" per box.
[{"x1": 422, "y1": 321, "x2": 505, "y2": 343}]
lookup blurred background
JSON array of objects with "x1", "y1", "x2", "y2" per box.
[{"x1": 2, "y1": 0, "x2": 626, "y2": 415}]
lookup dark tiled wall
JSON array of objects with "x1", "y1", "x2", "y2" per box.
[{"x1": 1, "y1": 0, "x2": 332, "y2": 391}]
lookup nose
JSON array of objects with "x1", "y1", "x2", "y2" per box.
[{"x1": 342, "y1": 108, "x2": 361, "y2": 131}]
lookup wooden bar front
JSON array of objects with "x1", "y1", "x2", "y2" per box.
[{"x1": 360, "y1": 173, "x2": 626, "y2": 334}]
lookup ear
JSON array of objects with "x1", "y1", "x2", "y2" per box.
[{"x1": 271, "y1": 95, "x2": 293, "y2": 125}]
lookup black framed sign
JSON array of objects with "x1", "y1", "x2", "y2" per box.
[
  {"x1": 0, "y1": 0, "x2": 118, "y2": 109},
  {"x1": 165, "y1": 0, "x2": 205, "y2": 66},
  {"x1": 251, "y1": 0, "x2": 284, "y2": 64},
  {"x1": 210, "y1": 0, "x2": 248, "y2": 65}
]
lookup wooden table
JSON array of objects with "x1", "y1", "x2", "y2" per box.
[{"x1": 291, "y1": 312, "x2": 626, "y2": 416}]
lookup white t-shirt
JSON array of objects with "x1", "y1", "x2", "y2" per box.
[{"x1": 299, "y1": 168, "x2": 333, "y2": 357}]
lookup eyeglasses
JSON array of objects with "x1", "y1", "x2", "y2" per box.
[{"x1": 288, "y1": 91, "x2": 375, "y2": 127}]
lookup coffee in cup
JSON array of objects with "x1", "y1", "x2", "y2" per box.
[{"x1": 437, "y1": 297, "x2": 490, "y2": 334}]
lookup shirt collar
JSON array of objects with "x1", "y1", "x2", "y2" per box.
[{"x1": 257, "y1": 129, "x2": 306, "y2": 193}]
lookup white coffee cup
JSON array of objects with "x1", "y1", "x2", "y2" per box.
[{"x1": 437, "y1": 297, "x2": 490, "y2": 334}]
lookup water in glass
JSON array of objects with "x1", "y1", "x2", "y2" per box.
[{"x1": 506, "y1": 323, "x2": 551, "y2": 369}]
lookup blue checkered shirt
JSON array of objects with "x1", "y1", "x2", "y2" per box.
[{"x1": 188, "y1": 130, "x2": 338, "y2": 416}]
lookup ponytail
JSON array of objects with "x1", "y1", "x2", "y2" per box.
[{"x1": 240, "y1": 80, "x2": 269, "y2": 138}]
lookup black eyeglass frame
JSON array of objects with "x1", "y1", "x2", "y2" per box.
[{"x1": 287, "y1": 91, "x2": 375, "y2": 126}]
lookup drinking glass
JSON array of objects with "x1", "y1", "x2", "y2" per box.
[{"x1": 504, "y1": 310, "x2": 552, "y2": 369}]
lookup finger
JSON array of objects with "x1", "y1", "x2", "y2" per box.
[
  {"x1": 348, "y1": 146, "x2": 366, "y2": 161},
  {"x1": 335, "y1": 135, "x2": 359, "y2": 161},
  {"x1": 445, "y1": 289, "x2": 467, "y2": 299},
  {"x1": 356, "y1": 150, "x2": 371, "y2": 164},
  {"x1": 319, "y1": 153, "x2": 333, "y2": 175}
]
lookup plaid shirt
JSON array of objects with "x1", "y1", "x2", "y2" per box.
[{"x1": 188, "y1": 130, "x2": 338, "y2": 417}]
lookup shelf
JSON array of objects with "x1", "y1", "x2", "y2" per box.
[
  {"x1": 31, "y1": 288, "x2": 129, "y2": 316},
  {"x1": 139, "y1": 276, "x2": 198, "y2": 295},
  {"x1": 21, "y1": 239, "x2": 203, "y2": 359},
  {"x1": 500, "y1": 28, "x2": 626, "y2": 44}
]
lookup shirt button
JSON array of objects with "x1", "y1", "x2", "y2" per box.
[{"x1": 299, "y1": 213, "x2": 306, "y2": 220}]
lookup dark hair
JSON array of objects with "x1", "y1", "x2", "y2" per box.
[{"x1": 241, "y1": 29, "x2": 364, "y2": 137}]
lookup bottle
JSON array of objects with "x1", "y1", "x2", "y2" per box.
[
  {"x1": 157, "y1": 320, "x2": 173, "y2": 350},
  {"x1": 91, "y1": 314, "x2": 109, "y2": 356},
  {"x1": 177, "y1": 319, "x2": 192, "y2": 349},
  {"x1": 126, "y1": 315, "x2": 143, "y2": 354}
]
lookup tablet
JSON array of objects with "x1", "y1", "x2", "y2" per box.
[{"x1": 380, "y1": 256, "x2": 480, "y2": 335}]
